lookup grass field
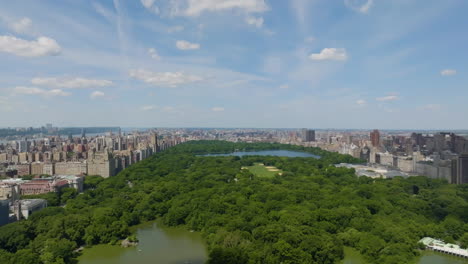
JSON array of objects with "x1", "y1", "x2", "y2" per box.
[{"x1": 242, "y1": 163, "x2": 282, "y2": 178}]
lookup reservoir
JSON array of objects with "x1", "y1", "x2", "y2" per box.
[
  {"x1": 201, "y1": 150, "x2": 320, "y2": 158},
  {"x1": 79, "y1": 222, "x2": 207, "y2": 264}
]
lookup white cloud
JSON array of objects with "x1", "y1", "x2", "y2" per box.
[
  {"x1": 141, "y1": 0, "x2": 156, "y2": 8},
  {"x1": 167, "y1": 25, "x2": 184, "y2": 33},
  {"x1": 245, "y1": 16, "x2": 264, "y2": 28},
  {"x1": 344, "y1": 0, "x2": 373, "y2": 14},
  {"x1": 176, "y1": 40, "x2": 200, "y2": 50},
  {"x1": 13, "y1": 86, "x2": 70, "y2": 97},
  {"x1": 279, "y1": 84, "x2": 290, "y2": 89},
  {"x1": 90, "y1": 91, "x2": 105, "y2": 99},
  {"x1": 440, "y1": 69, "x2": 456, "y2": 76},
  {"x1": 141, "y1": 0, "x2": 160, "y2": 13},
  {"x1": 356, "y1": 99, "x2": 366, "y2": 106},
  {"x1": 376, "y1": 95, "x2": 398, "y2": 101},
  {"x1": 148, "y1": 48, "x2": 161, "y2": 60},
  {"x1": 309, "y1": 48, "x2": 348, "y2": 61},
  {"x1": 10, "y1": 17, "x2": 35, "y2": 36},
  {"x1": 212, "y1": 107, "x2": 225, "y2": 112},
  {"x1": 31, "y1": 77, "x2": 112, "y2": 89},
  {"x1": 141, "y1": 105, "x2": 157, "y2": 111},
  {"x1": 173, "y1": 0, "x2": 268, "y2": 16},
  {"x1": 0, "y1": 36, "x2": 61, "y2": 57},
  {"x1": 93, "y1": 2, "x2": 116, "y2": 22},
  {"x1": 129, "y1": 69, "x2": 204, "y2": 87}
]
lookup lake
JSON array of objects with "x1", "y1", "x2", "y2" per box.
[
  {"x1": 79, "y1": 222, "x2": 207, "y2": 264},
  {"x1": 79, "y1": 223, "x2": 464, "y2": 264},
  {"x1": 201, "y1": 149, "x2": 320, "y2": 158}
]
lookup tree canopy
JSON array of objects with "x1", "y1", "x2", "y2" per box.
[{"x1": 0, "y1": 140, "x2": 467, "y2": 264}]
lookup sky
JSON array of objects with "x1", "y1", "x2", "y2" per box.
[{"x1": 0, "y1": 0, "x2": 467, "y2": 129}]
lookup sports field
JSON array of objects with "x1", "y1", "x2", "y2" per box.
[{"x1": 242, "y1": 163, "x2": 282, "y2": 178}]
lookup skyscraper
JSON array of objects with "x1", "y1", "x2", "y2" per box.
[
  {"x1": 301, "y1": 129, "x2": 316, "y2": 142},
  {"x1": 150, "y1": 133, "x2": 158, "y2": 152},
  {"x1": 81, "y1": 128, "x2": 86, "y2": 138},
  {"x1": 370, "y1": 129, "x2": 380, "y2": 147}
]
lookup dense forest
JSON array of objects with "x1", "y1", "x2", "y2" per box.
[{"x1": 1, "y1": 140, "x2": 468, "y2": 264}]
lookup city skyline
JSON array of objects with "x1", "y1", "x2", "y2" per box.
[{"x1": 1, "y1": 0, "x2": 468, "y2": 129}]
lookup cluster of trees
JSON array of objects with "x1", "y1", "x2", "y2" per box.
[{"x1": 0, "y1": 141, "x2": 467, "y2": 264}]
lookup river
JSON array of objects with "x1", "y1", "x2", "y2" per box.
[
  {"x1": 201, "y1": 149, "x2": 320, "y2": 158},
  {"x1": 79, "y1": 222, "x2": 207, "y2": 264}
]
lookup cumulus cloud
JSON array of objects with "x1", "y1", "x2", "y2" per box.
[
  {"x1": 176, "y1": 40, "x2": 200, "y2": 50},
  {"x1": 356, "y1": 99, "x2": 366, "y2": 106},
  {"x1": 344, "y1": 0, "x2": 373, "y2": 14},
  {"x1": 245, "y1": 16, "x2": 264, "y2": 28},
  {"x1": 0, "y1": 36, "x2": 61, "y2": 57},
  {"x1": 376, "y1": 95, "x2": 398, "y2": 102},
  {"x1": 13, "y1": 86, "x2": 70, "y2": 97},
  {"x1": 440, "y1": 69, "x2": 457, "y2": 76},
  {"x1": 90, "y1": 91, "x2": 105, "y2": 99},
  {"x1": 212, "y1": 107, "x2": 225, "y2": 112},
  {"x1": 148, "y1": 48, "x2": 161, "y2": 60},
  {"x1": 10, "y1": 17, "x2": 35, "y2": 36},
  {"x1": 31, "y1": 77, "x2": 112, "y2": 89},
  {"x1": 129, "y1": 69, "x2": 204, "y2": 87},
  {"x1": 172, "y1": 0, "x2": 268, "y2": 16},
  {"x1": 309, "y1": 48, "x2": 348, "y2": 61}
]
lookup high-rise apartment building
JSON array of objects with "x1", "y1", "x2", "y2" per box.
[
  {"x1": 301, "y1": 129, "x2": 316, "y2": 142},
  {"x1": 150, "y1": 133, "x2": 158, "y2": 151},
  {"x1": 87, "y1": 150, "x2": 115, "y2": 178},
  {"x1": 456, "y1": 154, "x2": 468, "y2": 184},
  {"x1": 18, "y1": 140, "x2": 28, "y2": 153},
  {"x1": 370, "y1": 129, "x2": 380, "y2": 147}
]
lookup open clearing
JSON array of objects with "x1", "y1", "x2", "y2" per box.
[{"x1": 242, "y1": 163, "x2": 282, "y2": 178}]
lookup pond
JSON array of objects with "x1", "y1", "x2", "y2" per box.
[
  {"x1": 79, "y1": 222, "x2": 207, "y2": 264},
  {"x1": 201, "y1": 149, "x2": 320, "y2": 158}
]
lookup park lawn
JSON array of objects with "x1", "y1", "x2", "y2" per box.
[{"x1": 243, "y1": 163, "x2": 282, "y2": 178}]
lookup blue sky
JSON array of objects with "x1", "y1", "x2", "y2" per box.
[{"x1": 0, "y1": 0, "x2": 467, "y2": 129}]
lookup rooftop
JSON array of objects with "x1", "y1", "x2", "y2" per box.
[
  {"x1": 419, "y1": 237, "x2": 468, "y2": 257},
  {"x1": 20, "y1": 199, "x2": 47, "y2": 208}
]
